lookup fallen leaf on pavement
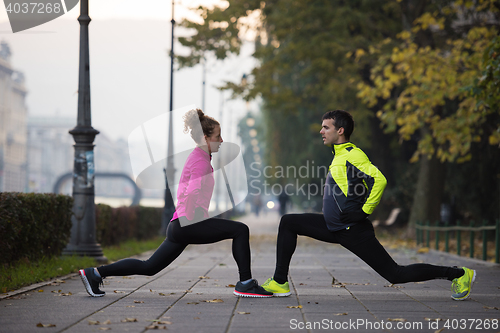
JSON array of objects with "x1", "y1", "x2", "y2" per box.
[
  {"x1": 145, "y1": 324, "x2": 167, "y2": 329},
  {"x1": 158, "y1": 293, "x2": 166, "y2": 296},
  {"x1": 387, "y1": 318, "x2": 406, "y2": 322},
  {"x1": 102, "y1": 320, "x2": 112, "y2": 325},
  {"x1": 483, "y1": 306, "x2": 499, "y2": 310},
  {"x1": 226, "y1": 284, "x2": 235, "y2": 288},
  {"x1": 99, "y1": 328, "x2": 111, "y2": 331},
  {"x1": 202, "y1": 299, "x2": 223, "y2": 303},
  {"x1": 199, "y1": 276, "x2": 210, "y2": 279},
  {"x1": 157, "y1": 321, "x2": 172, "y2": 324},
  {"x1": 36, "y1": 323, "x2": 56, "y2": 327},
  {"x1": 55, "y1": 292, "x2": 72, "y2": 296},
  {"x1": 333, "y1": 313, "x2": 348, "y2": 316},
  {"x1": 113, "y1": 290, "x2": 126, "y2": 294},
  {"x1": 287, "y1": 305, "x2": 302, "y2": 309},
  {"x1": 237, "y1": 312, "x2": 250, "y2": 315},
  {"x1": 134, "y1": 300, "x2": 144, "y2": 303},
  {"x1": 37, "y1": 289, "x2": 44, "y2": 292},
  {"x1": 417, "y1": 247, "x2": 429, "y2": 253},
  {"x1": 121, "y1": 318, "x2": 138, "y2": 323},
  {"x1": 187, "y1": 302, "x2": 199, "y2": 305},
  {"x1": 88, "y1": 320, "x2": 100, "y2": 325}
]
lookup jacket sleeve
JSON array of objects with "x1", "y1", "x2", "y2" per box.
[{"x1": 346, "y1": 149, "x2": 387, "y2": 215}]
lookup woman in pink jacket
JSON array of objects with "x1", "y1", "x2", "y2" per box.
[{"x1": 79, "y1": 109, "x2": 271, "y2": 298}]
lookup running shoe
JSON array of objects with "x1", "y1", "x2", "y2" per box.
[
  {"x1": 451, "y1": 267, "x2": 476, "y2": 301},
  {"x1": 261, "y1": 277, "x2": 292, "y2": 297},
  {"x1": 233, "y1": 279, "x2": 273, "y2": 298},
  {"x1": 79, "y1": 268, "x2": 105, "y2": 297}
]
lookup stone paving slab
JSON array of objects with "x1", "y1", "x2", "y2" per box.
[{"x1": 1, "y1": 212, "x2": 499, "y2": 332}]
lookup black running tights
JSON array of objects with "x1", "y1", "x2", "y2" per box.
[
  {"x1": 98, "y1": 218, "x2": 252, "y2": 281},
  {"x1": 273, "y1": 214, "x2": 463, "y2": 284}
]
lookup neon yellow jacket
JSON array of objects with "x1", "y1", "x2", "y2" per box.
[{"x1": 323, "y1": 142, "x2": 387, "y2": 231}]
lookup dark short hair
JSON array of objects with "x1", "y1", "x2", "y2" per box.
[{"x1": 322, "y1": 110, "x2": 354, "y2": 140}]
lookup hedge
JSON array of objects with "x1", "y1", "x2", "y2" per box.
[
  {"x1": 0, "y1": 193, "x2": 164, "y2": 265},
  {"x1": 0, "y1": 192, "x2": 73, "y2": 265},
  {"x1": 95, "y1": 204, "x2": 163, "y2": 247}
]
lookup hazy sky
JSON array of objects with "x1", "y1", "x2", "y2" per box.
[{"x1": 0, "y1": 0, "x2": 258, "y2": 142}]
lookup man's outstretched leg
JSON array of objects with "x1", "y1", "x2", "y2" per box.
[
  {"x1": 262, "y1": 214, "x2": 475, "y2": 300},
  {"x1": 340, "y1": 221, "x2": 476, "y2": 300}
]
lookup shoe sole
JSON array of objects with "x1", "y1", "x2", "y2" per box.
[
  {"x1": 451, "y1": 270, "x2": 476, "y2": 301},
  {"x1": 79, "y1": 269, "x2": 105, "y2": 297},
  {"x1": 233, "y1": 291, "x2": 273, "y2": 298},
  {"x1": 272, "y1": 292, "x2": 292, "y2": 297}
]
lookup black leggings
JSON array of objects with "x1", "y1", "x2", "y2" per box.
[
  {"x1": 98, "y1": 217, "x2": 252, "y2": 281},
  {"x1": 273, "y1": 214, "x2": 463, "y2": 284}
]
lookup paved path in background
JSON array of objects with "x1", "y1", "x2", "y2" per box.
[{"x1": 1, "y1": 212, "x2": 499, "y2": 333}]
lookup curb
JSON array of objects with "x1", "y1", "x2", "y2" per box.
[
  {"x1": 0, "y1": 250, "x2": 157, "y2": 301},
  {"x1": 0, "y1": 272, "x2": 79, "y2": 300},
  {"x1": 426, "y1": 249, "x2": 500, "y2": 267}
]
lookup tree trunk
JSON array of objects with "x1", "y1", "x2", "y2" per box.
[{"x1": 406, "y1": 153, "x2": 446, "y2": 238}]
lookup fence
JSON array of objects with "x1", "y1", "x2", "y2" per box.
[{"x1": 415, "y1": 220, "x2": 500, "y2": 264}]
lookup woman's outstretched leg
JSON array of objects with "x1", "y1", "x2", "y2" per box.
[{"x1": 79, "y1": 238, "x2": 186, "y2": 297}]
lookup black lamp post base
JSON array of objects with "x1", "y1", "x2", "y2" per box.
[{"x1": 62, "y1": 244, "x2": 108, "y2": 264}]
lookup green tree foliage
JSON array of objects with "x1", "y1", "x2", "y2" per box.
[
  {"x1": 356, "y1": 0, "x2": 500, "y2": 227},
  {"x1": 357, "y1": 1, "x2": 499, "y2": 163},
  {"x1": 470, "y1": 34, "x2": 500, "y2": 146}
]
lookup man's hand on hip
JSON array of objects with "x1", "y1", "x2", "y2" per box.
[{"x1": 340, "y1": 210, "x2": 368, "y2": 224}]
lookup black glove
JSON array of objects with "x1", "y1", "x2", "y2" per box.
[{"x1": 340, "y1": 210, "x2": 368, "y2": 224}]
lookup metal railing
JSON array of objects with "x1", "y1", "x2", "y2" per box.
[{"x1": 416, "y1": 220, "x2": 500, "y2": 263}]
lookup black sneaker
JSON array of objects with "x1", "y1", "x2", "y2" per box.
[
  {"x1": 233, "y1": 279, "x2": 273, "y2": 298},
  {"x1": 79, "y1": 268, "x2": 105, "y2": 297}
]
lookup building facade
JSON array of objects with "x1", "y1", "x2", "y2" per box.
[{"x1": 0, "y1": 41, "x2": 28, "y2": 192}]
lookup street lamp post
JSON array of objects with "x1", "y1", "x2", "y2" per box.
[
  {"x1": 62, "y1": 0, "x2": 106, "y2": 263},
  {"x1": 162, "y1": 0, "x2": 176, "y2": 233}
]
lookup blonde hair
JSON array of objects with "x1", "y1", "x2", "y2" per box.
[{"x1": 183, "y1": 108, "x2": 219, "y2": 144}]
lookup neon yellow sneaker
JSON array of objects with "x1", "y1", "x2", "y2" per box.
[
  {"x1": 451, "y1": 267, "x2": 476, "y2": 301},
  {"x1": 261, "y1": 278, "x2": 291, "y2": 297}
]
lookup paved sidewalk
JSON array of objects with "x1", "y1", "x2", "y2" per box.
[{"x1": 1, "y1": 212, "x2": 499, "y2": 332}]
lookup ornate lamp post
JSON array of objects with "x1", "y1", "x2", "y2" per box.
[
  {"x1": 62, "y1": 0, "x2": 106, "y2": 263},
  {"x1": 161, "y1": 0, "x2": 176, "y2": 233}
]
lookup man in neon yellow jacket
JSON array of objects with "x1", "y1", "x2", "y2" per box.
[{"x1": 262, "y1": 110, "x2": 475, "y2": 301}]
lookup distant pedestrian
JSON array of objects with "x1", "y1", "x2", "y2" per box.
[
  {"x1": 252, "y1": 194, "x2": 263, "y2": 216},
  {"x1": 278, "y1": 191, "x2": 290, "y2": 216},
  {"x1": 262, "y1": 110, "x2": 475, "y2": 301},
  {"x1": 79, "y1": 109, "x2": 272, "y2": 298}
]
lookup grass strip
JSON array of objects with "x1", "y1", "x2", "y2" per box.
[
  {"x1": 102, "y1": 237, "x2": 164, "y2": 262},
  {"x1": 1, "y1": 256, "x2": 96, "y2": 293},
  {"x1": 1, "y1": 236, "x2": 165, "y2": 293}
]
